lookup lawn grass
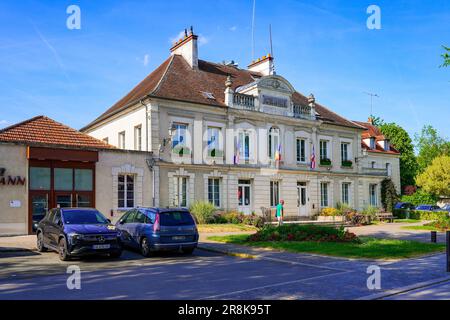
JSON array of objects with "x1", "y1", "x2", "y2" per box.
[
  {"x1": 207, "y1": 234, "x2": 445, "y2": 259},
  {"x1": 393, "y1": 219, "x2": 421, "y2": 224},
  {"x1": 197, "y1": 224, "x2": 258, "y2": 233},
  {"x1": 401, "y1": 225, "x2": 444, "y2": 231}
]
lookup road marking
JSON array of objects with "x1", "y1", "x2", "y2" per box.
[
  {"x1": 255, "y1": 255, "x2": 350, "y2": 272},
  {"x1": 201, "y1": 270, "x2": 352, "y2": 299},
  {"x1": 356, "y1": 276, "x2": 450, "y2": 300}
]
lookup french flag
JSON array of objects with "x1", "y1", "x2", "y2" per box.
[{"x1": 310, "y1": 145, "x2": 316, "y2": 170}]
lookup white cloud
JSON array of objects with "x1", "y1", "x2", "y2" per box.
[
  {"x1": 230, "y1": 26, "x2": 237, "y2": 32},
  {"x1": 143, "y1": 54, "x2": 150, "y2": 66},
  {"x1": 169, "y1": 30, "x2": 186, "y2": 44},
  {"x1": 198, "y1": 34, "x2": 209, "y2": 46},
  {"x1": 170, "y1": 30, "x2": 208, "y2": 47},
  {"x1": 0, "y1": 120, "x2": 10, "y2": 128}
]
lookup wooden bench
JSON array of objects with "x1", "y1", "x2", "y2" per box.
[{"x1": 375, "y1": 212, "x2": 395, "y2": 222}]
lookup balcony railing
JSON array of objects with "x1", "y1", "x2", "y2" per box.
[
  {"x1": 361, "y1": 167, "x2": 388, "y2": 176},
  {"x1": 293, "y1": 104, "x2": 312, "y2": 120},
  {"x1": 233, "y1": 93, "x2": 255, "y2": 110}
]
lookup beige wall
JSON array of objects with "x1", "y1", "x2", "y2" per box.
[
  {"x1": 0, "y1": 144, "x2": 28, "y2": 235},
  {"x1": 96, "y1": 150, "x2": 153, "y2": 223}
]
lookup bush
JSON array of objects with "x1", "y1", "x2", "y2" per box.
[
  {"x1": 248, "y1": 224, "x2": 360, "y2": 243},
  {"x1": 320, "y1": 207, "x2": 341, "y2": 216},
  {"x1": 401, "y1": 190, "x2": 438, "y2": 206},
  {"x1": 425, "y1": 215, "x2": 450, "y2": 231},
  {"x1": 393, "y1": 209, "x2": 448, "y2": 220},
  {"x1": 190, "y1": 201, "x2": 217, "y2": 224}
]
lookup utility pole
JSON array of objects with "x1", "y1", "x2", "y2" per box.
[{"x1": 364, "y1": 92, "x2": 379, "y2": 115}]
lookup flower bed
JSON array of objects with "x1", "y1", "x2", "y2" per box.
[{"x1": 248, "y1": 224, "x2": 360, "y2": 243}]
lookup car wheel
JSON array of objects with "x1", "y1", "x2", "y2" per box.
[
  {"x1": 182, "y1": 247, "x2": 195, "y2": 255},
  {"x1": 36, "y1": 232, "x2": 47, "y2": 252},
  {"x1": 58, "y1": 238, "x2": 70, "y2": 261},
  {"x1": 140, "y1": 237, "x2": 152, "y2": 257}
]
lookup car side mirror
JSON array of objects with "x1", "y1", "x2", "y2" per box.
[{"x1": 119, "y1": 219, "x2": 125, "y2": 225}]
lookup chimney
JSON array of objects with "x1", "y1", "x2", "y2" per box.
[
  {"x1": 248, "y1": 54, "x2": 274, "y2": 76},
  {"x1": 367, "y1": 116, "x2": 374, "y2": 124},
  {"x1": 170, "y1": 26, "x2": 198, "y2": 68}
]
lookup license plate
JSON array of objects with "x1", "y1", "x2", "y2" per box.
[
  {"x1": 172, "y1": 236, "x2": 186, "y2": 241},
  {"x1": 93, "y1": 244, "x2": 110, "y2": 250}
]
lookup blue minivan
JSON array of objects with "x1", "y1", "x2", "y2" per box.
[{"x1": 115, "y1": 208, "x2": 199, "y2": 257}]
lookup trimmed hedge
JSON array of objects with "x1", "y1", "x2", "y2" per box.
[
  {"x1": 248, "y1": 224, "x2": 360, "y2": 243},
  {"x1": 393, "y1": 209, "x2": 449, "y2": 220}
]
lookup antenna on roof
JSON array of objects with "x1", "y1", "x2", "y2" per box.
[
  {"x1": 251, "y1": 0, "x2": 256, "y2": 61},
  {"x1": 363, "y1": 92, "x2": 379, "y2": 116},
  {"x1": 269, "y1": 24, "x2": 275, "y2": 75}
]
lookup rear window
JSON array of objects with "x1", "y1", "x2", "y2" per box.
[{"x1": 159, "y1": 211, "x2": 195, "y2": 226}]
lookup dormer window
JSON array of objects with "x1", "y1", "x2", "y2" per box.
[
  {"x1": 370, "y1": 137, "x2": 376, "y2": 149},
  {"x1": 384, "y1": 139, "x2": 390, "y2": 151}
]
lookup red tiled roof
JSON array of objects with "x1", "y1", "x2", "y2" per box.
[
  {"x1": 0, "y1": 116, "x2": 116, "y2": 149},
  {"x1": 355, "y1": 121, "x2": 400, "y2": 155},
  {"x1": 83, "y1": 54, "x2": 363, "y2": 130}
]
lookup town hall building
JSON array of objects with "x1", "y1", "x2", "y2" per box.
[{"x1": 81, "y1": 28, "x2": 400, "y2": 218}]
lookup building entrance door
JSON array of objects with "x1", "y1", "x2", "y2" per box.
[
  {"x1": 297, "y1": 182, "x2": 308, "y2": 216},
  {"x1": 238, "y1": 180, "x2": 252, "y2": 215},
  {"x1": 29, "y1": 193, "x2": 49, "y2": 233}
]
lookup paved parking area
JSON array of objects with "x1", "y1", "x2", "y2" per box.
[{"x1": 1, "y1": 243, "x2": 449, "y2": 300}]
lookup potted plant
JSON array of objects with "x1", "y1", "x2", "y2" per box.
[
  {"x1": 317, "y1": 207, "x2": 345, "y2": 222},
  {"x1": 320, "y1": 158, "x2": 332, "y2": 166},
  {"x1": 172, "y1": 145, "x2": 191, "y2": 157},
  {"x1": 341, "y1": 160, "x2": 353, "y2": 168}
]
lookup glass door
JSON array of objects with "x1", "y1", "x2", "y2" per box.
[
  {"x1": 30, "y1": 193, "x2": 49, "y2": 233},
  {"x1": 297, "y1": 182, "x2": 308, "y2": 216},
  {"x1": 76, "y1": 193, "x2": 93, "y2": 208},
  {"x1": 55, "y1": 193, "x2": 73, "y2": 208},
  {"x1": 238, "y1": 180, "x2": 252, "y2": 215}
]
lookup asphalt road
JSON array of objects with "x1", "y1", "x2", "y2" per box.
[{"x1": 1, "y1": 247, "x2": 449, "y2": 300}]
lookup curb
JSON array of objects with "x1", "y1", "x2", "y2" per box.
[
  {"x1": 197, "y1": 245, "x2": 257, "y2": 259},
  {"x1": 356, "y1": 276, "x2": 450, "y2": 300}
]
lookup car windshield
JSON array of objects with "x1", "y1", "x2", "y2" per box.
[
  {"x1": 63, "y1": 210, "x2": 109, "y2": 225},
  {"x1": 159, "y1": 211, "x2": 195, "y2": 226}
]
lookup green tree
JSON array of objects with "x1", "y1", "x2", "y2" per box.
[
  {"x1": 369, "y1": 115, "x2": 385, "y2": 127},
  {"x1": 415, "y1": 125, "x2": 450, "y2": 173},
  {"x1": 416, "y1": 155, "x2": 450, "y2": 197},
  {"x1": 401, "y1": 189, "x2": 438, "y2": 206},
  {"x1": 441, "y1": 45, "x2": 450, "y2": 67},
  {"x1": 379, "y1": 122, "x2": 418, "y2": 191},
  {"x1": 381, "y1": 178, "x2": 399, "y2": 212}
]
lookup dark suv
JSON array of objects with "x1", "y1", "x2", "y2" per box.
[{"x1": 36, "y1": 208, "x2": 122, "y2": 261}]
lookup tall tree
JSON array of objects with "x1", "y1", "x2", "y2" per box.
[
  {"x1": 416, "y1": 156, "x2": 450, "y2": 197},
  {"x1": 415, "y1": 125, "x2": 450, "y2": 173},
  {"x1": 442, "y1": 45, "x2": 450, "y2": 67},
  {"x1": 379, "y1": 122, "x2": 417, "y2": 191}
]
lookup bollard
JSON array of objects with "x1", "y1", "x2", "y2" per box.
[
  {"x1": 447, "y1": 231, "x2": 450, "y2": 272},
  {"x1": 431, "y1": 231, "x2": 437, "y2": 243}
]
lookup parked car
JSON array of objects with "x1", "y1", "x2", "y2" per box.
[
  {"x1": 115, "y1": 208, "x2": 199, "y2": 257},
  {"x1": 36, "y1": 208, "x2": 122, "y2": 261},
  {"x1": 441, "y1": 204, "x2": 450, "y2": 212},
  {"x1": 415, "y1": 204, "x2": 445, "y2": 212},
  {"x1": 394, "y1": 202, "x2": 416, "y2": 210}
]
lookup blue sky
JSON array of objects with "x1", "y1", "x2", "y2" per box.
[{"x1": 0, "y1": 0, "x2": 449, "y2": 140}]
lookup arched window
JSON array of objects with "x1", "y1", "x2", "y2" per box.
[{"x1": 268, "y1": 127, "x2": 280, "y2": 160}]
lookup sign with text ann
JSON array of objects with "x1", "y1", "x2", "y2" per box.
[{"x1": 0, "y1": 168, "x2": 26, "y2": 186}]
